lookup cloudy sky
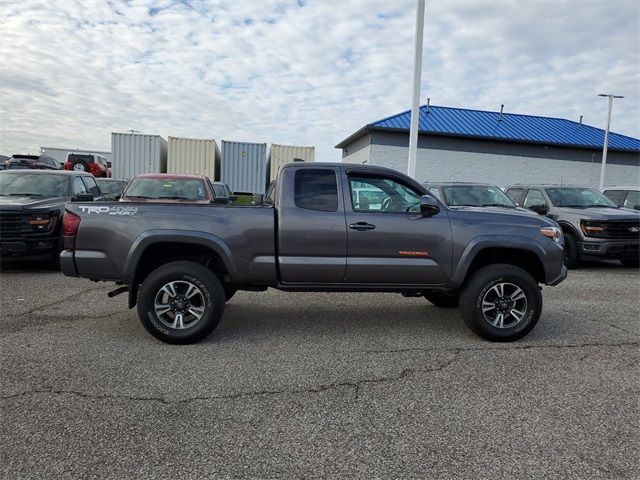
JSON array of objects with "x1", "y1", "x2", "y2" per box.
[{"x1": 1, "y1": 0, "x2": 638, "y2": 161}]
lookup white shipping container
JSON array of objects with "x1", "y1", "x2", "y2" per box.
[
  {"x1": 221, "y1": 140, "x2": 267, "y2": 194},
  {"x1": 266, "y1": 144, "x2": 315, "y2": 181},
  {"x1": 167, "y1": 137, "x2": 220, "y2": 179},
  {"x1": 111, "y1": 133, "x2": 167, "y2": 180}
]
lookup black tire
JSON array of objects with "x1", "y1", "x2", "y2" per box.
[
  {"x1": 563, "y1": 232, "x2": 580, "y2": 269},
  {"x1": 137, "y1": 261, "x2": 225, "y2": 344},
  {"x1": 424, "y1": 291, "x2": 459, "y2": 308},
  {"x1": 71, "y1": 160, "x2": 88, "y2": 172},
  {"x1": 620, "y1": 258, "x2": 640, "y2": 268},
  {"x1": 223, "y1": 285, "x2": 237, "y2": 301},
  {"x1": 460, "y1": 264, "x2": 542, "y2": 342}
]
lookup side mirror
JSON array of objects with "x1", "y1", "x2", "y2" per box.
[
  {"x1": 71, "y1": 193, "x2": 94, "y2": 202},
  {"x1": 530, "y1": 204, "x2": 549, "y2": 215},
  {"x1": 419, "y1": 195, "x2": 440, "y2": 217}
]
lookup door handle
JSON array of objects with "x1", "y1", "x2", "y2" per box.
[{"x1": 349, "y1": 222, "x2": 376, "y2": 231}]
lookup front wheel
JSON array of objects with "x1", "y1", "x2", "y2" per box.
[
  {"x1": 137, "y1": 261, "x2": 225, "y2": 344},
  {"x1": 460, "y1": 264, "x2": 542, "y2": 342},
  {"x1": 563, "y1": 232, "x2": 580, "y2": 269}
]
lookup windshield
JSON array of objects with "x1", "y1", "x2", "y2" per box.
[
  {"x1": 0, "y1": 173, "x2": 67, "y2": 197},
  {"x1": 545, "y1": 187, "x2": 617, "y2": 208},
  {"x1": 97, "y1": 179, "x2": 126, "y2": 195},
  {"x1": 441, "y1": 185, "x2": 516, "y2": 208},
  {"x1": 123, "y1": 177, "x2": 208, "y2": 200}
]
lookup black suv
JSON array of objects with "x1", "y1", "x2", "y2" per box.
[
  {"x1": 505, "y1": 185, "x2": 640, "y2": 268},
  {"x1": 0, "y1": 170, "x2": 101, "y2": 263}
]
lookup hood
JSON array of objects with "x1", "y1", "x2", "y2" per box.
[
  {"x1": 0, "y1": 195, "x2": 67, "y2": 211},
  {"x1": 553, "y1": 206, "x2": 640, "y2": 221},
  {"x1": 449, "y1": 205, "x2": 538, "y2": 217}
]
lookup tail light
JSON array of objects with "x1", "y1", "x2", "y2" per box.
[
  {"x1": 63, "y1": 161, "x2": 72, "y2": 170},
  {"x1": 63, "y1": 210, "x2": 81, "y2": 250}
]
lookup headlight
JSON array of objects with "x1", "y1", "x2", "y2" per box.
[
  {"x1": 541, "y1": 226, "x2": 563, "y2": 244},
  {"x1": 28, "y1": 213, "x2": 53, "y2": 230},
  {"x1": 580, "y1": 220, "x2": 604, "y2": 236}
]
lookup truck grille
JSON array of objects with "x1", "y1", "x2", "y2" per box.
[
  {"x1": 0, "y1": 212, "x2": 28, "y2": 235},
  {"x1": 604, "y1": 221, "x2": 640, "y2": 239}
]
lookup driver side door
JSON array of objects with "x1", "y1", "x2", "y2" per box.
[{"x1": 343, "y1": 171, "x2": 452, "y2": 285}]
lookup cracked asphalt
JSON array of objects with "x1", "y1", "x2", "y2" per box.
[{"x1": 1, "y1": 261, "x2": 639, "y2": 479}]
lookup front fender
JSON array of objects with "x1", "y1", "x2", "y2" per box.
[{"x1": 449, "y1": 235, "x2": 552, "y2": 288}]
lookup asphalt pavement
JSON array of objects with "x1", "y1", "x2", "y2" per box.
[{"x1": 1, "y1": 261, "x2": 638, "y2": 479}]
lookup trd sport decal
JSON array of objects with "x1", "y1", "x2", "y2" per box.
[
  {"x1": 77, "y1": 205, "x2": 138, "y2": 216},
  {"x1": 398, "y1": 250, "x2": 429, "y2": 257}
]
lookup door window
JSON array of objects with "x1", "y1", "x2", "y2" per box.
[
  {"x1": 294, "y1": 169, "x2": 338, "y2": 212},
  {"x1": 72, "y1": 176, "x2": 88, "y2": 195},
  {"x1": 505, "y1": 188, "x2": 525, "y2": 204},
  {"x1": 523, "y1": 189, "x2": 548, "y2": 209},
  {"x1": 349, "y1": 175, "x2": 422, "y2": 213},
  {"x1": 623, "y1": 191, "x2": 640, "y2": 210},
  {"x1": 82, "y1": 176, "x2": 101, "y2": 196},
  {"x1": 603, "y1": 190, "x2": 626, "y2": 206},
  {"x1": 428, "y1": 187, "x2": 443, "y2": 201}
]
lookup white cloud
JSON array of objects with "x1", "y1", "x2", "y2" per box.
[{"x1": 1, "y1": 0, "x2": 638, "y2": 163}]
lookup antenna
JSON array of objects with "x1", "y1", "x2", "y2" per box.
[
  {"x1": 498, "y1": 104, "x2": 504, "y2": 122},
  {"x1": 425, "y1": 97, "x2": 430, "y2": 113},
  {"x1": 579, "y1": 115, "x2": 583, "y2": 125}
]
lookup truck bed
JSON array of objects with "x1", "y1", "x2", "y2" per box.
[{"x1": 64, "y1": 202, "x2": 278, "y2": 285}]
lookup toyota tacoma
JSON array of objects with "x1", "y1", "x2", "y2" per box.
[{"x1": 61, "y1": 163, "x2": 567, "y2": 344}]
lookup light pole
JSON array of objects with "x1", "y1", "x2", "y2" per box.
[
  {"x1": 407, "y1": 0, "x2": 425, "y2": 179},
  {"x1": 597, "y1": 93, "x2": 624, "y2": 191}
]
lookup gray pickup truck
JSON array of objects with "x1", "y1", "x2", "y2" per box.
[{"x1": 61, "y1": 163, "x2": 566, "y2": 344}]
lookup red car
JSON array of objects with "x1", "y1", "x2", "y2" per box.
[
  {"x1": 63, "y1": 153, "x2": 111, "y2": 178},
  {"x1": 120, "y1": 174, "x2": 214, "y2": 204}
]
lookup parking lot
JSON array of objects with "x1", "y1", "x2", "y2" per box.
[{"x1": 0, "y1": 263, "x2": 638, "y2": 479}]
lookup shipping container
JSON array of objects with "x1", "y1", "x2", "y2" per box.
[
  {"x1": 221, "y1": 140, "x2": 267, "y2": 194},
  {"x1": 111, "y1": 133, "x2": 167, "y2": 180},
  {"x1": 167, "y1": 137, "x2": 220, "y2": 179},
  {"x1": 266, "y1": 144, "x2": 315, "y2": 181},
  {"x1": 40, "y1": 146, "x2": 112, "y2": 164}
]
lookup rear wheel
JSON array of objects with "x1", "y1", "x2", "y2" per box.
[
  {"x1": 563, "y1": 232, "x2": 580, "y2": 269},
  {"x1": 424, "y1": 291, "x2": 459, "y2": 308},
  {"x1": 137, "y1": 261, "x2": 225, "y2": 344},
  {"x1": 460, "y1": 264, "x2": 542, "y2": 342}
]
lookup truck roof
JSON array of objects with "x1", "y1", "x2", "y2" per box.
[
  {"x1": 133, "y1": 173, "x2": 206, "y2": 180},
  {"x1": 280, "y1": 161, "x2": 408, "y2": 176}
]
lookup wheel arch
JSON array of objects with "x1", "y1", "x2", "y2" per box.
[
  {"x1": 124, "y1": 230, "x2": 238, "y2": 308},
  {"x1": 451, "y1": 236, "x2": 548, "y2": 288}
]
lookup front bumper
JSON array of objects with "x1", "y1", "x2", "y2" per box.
[
  {"x1": 0, "y1": 235, "x2": 59, "y2": 260},
  {"x1": 579, "y1": 239, "x2": 640, "y2": 259}
]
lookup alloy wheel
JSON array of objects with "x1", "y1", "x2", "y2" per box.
[
  {"x1": 481, "y1": 282, "x2": 528, "y2": 329},
  {"x1": 153, "y1": 280, "x2": 206, "y2": 329}
]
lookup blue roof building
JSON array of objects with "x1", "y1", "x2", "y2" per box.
[{"x1": 335, "y1": 105, "x2": 640, "y2": 187}]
